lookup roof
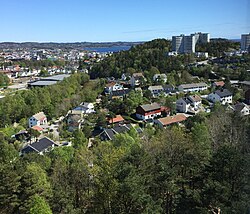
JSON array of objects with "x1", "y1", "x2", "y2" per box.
[
  {"x1": 22, "y1": 137, "x2": 55, "y2": 154},
  {"x1": 111, "y1": 89, "x2": 131, "y2": 97},
  {"x1": 101, "y1": 124, "x2": 132, "y2": 140},
  {"x1": 148, "y1": 85, "x2": 164, "y2": 91},
  {"x1": 28, "y1": 80, "x2": 57, "y2": 86},
  {"x1": 31, "y1": 125, "x2": 43, "y2": 132},
  {"x1": 234, "y1": 103, "x2": 249, "y2": 112},
  {"x1": 213, "y1": 81, "x2": 225, "y2": 87},
  {"x1": 179, "y1": 82, "x2": 208, "y2": 89},
  {"x1": 139, "y1": 103, "x2": 161, "y2": 112},
  {"x1": 164, "y1": 84, "x2": 175, "y2": 89},
  {"x1": 42, "y1": 74, "x2": 70, "y2": 81},
  {"x1": 240, "y1": 81, "x2": 250, "y2": 86},
  {"x1": 132, "y1": 72, "x2": 144, "y2": 77},
  {"x1": 189, "y1": 95, "x2": 202, "y2": 102},
  {"x1": 106, "y1": 82, "x2": 116, "y2": 87},
  {"x1": 215, "y1": 89, "x2": 232, "y2": 98},
  {"x1": 32, "y1": 112, "x2": 46, "y2": 121},
  {"x1": 157, "y1": 114, "x2": 187, "y2": 126},
  {"x1": 109, "y1": 115, "x2": 125, "y2": 124},
  {"x1": 68, "y1": 110, "x2": 83, "y2": 115}
]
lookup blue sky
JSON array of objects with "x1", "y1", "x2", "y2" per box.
[{"x1": 1, "y1": 0, "x2": 250, "y2": 42}]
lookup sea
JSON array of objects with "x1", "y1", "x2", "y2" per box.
[{"x1": 83, "y1": 46, "x2": 131, "y2": 53}]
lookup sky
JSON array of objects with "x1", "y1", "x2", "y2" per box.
[{"x1": 1, "y1": 0, "x2": 250, "y2": 42}]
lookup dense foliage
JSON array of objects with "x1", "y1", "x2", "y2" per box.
[
  {"x1": 0, "y1": 107, "x2": 249, "y2": 213},
  {"x1": 90, "y1": 39, "x2": 196, "y2": 79},
  {"x1": 196, "y1": 38, "x2": 240, "y2": 57},
  {"x1": 0, "y1": 73, "x2": 9, "y2": 87}
]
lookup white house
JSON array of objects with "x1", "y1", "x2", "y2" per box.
[
  {"x1": 105, "y1": 82, "x2": 124, "y2": 94},
  {"x1": 234, "y1": 103, "x2": 250, "y2": 116},
  {"x1": 148, "y1": 85, "x2": 165, "y2": 97},
  {"x1": 73, "y1": 102, "x2": 95, "y2": 114},
  {"x1": 207, "y1": 89, "x2": 233, "y2": 105},
  {"x1": 188, "y1": 95, "x2": 202, "y2": 109},
  {"x1": 130, "y1": 73, "x2": 145, "y2": 87},
  {"x1": 176, "y1": 98, "x2": 191, "y2": 113},
  {"x1": 153, "y1": 74, "x2": 167, "y2": 83},
  {"x1": 176, "y1": 95, "x2": 202, "y2": 113},
  {"x1": 29, "y1": 112, "x2": 47, "y2": 128},
  {"x1": 178, "y1": 82, "x2": 208, "y2": 93}
]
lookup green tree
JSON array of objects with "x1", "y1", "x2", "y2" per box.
[{"x1": 28, "y1": 194, "x2": 52, "y2": 214}]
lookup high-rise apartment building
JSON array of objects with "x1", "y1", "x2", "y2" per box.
[
  {"x1": 241, "y1": 33, "x2": 250, "y2": 51},
  {"x1": 172, "y1": 32, "x2": 210, "y2": 53}
]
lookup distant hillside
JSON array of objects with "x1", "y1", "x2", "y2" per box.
[
  {"x1": 0, "y1": 41, "x2": 144, "y2": 50},
  {"x1": 90, "y1": 38, "x2": 195, "y2": 79}
]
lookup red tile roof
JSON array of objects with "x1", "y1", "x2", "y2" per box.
[
  {"x1": 214, "y1": 81, "x2": 225, "y2": 87},
  {"x1": 31, "y1": 125, "x2": 43, "y2": 132},
  {"x1": 109, "y1": 115, "x2": 125, "y2": 124},
  {"x1": 157, "y1": 114, "x2": 187, "y2": 126}
]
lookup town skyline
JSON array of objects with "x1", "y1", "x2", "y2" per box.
[{"x1": 1, "y1": 0, "x2": 250, "y2": 42}]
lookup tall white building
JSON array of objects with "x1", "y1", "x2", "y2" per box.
[
  {"x1": 172, "y1": 32, "x2": 210, "y2": 53},
  {"x1": 241, "y1": 33, "x2": 250, "y2": 51}
]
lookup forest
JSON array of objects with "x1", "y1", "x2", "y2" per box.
[{"x1": 0, "y1": 105, "x2": 249, "y2": 213}]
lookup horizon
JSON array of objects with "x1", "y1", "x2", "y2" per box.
[
  {"x1": 1, "y1": 0, "x2": 250, "y2": 42},
  {"x1": 0, "y1": 37, "x2": 242, "y2": 44}
]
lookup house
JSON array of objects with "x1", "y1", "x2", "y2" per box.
[
  {"x1": 148, "y1": 85, "x2": 164, "y2": 97},
  {"x1": 100, "y1": 124, "x2": 133, "y2": 141},
  {"x1": 245, "y1": 89, "x2": 250, "y2": 104},
  {"x1": 74, "y1": 102, "x2": 95, "y2": 114},
  {"x1": 136, "y1": 103, "x2": 161, "y2": 120},
  {"x1": 105, "y1": 82, "x2": 124, "y2": 94},
  {"x1": 67, "y1": 110, "x2": 84, "y2": 132},
  {"x1": 178, "y1": 82, "x2": 208, "y2": 92},
  {"x1": 153, "y1": 74, "x2": 167, "y2": 83},
  {"x1": 130, "y1": 73, "x2": 146, "y2": 87},
  {"x1": 234, "y1": 103, "x2": 250, "y2": 116},
  {"x1": 109, "y1": 115, "x2": 125, "y2": 124},
  {"x1": 29, "y1": 112, "x2": 47, "y2": 128},
  {"x1": 163, "y1": 84, "x2": 176, "y2": 94},
  {"x1": 155, "y1": 114, "x2": 187, "y2": 128},
  {"x1": 207, "y1": 89, "x2": 233, "y2": 105},
  {"x1": 176, "y1": 95, "x2": 202, "y2": 113},
  {"x1": 188, "y1": 95, "x2": 202, "y2": 109},
  {"x1": 109, "y1": 89, "x2": 131, "y2": 100},
  {"x1": 21, "y1": 137, "x2": 57, "y2": 155},
  {"x1": 212, "y1": 81, "x2": 225, "y2": 88},
  {"x1": 12, "y1": 130, "x2": 30, "y2": 142}
]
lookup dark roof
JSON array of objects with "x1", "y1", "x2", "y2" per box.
[
  {"x1": 22, "y1": 137, "x2": 55, "y2": 154},
  {"x1": 28, "y1": 80, "x2": 57, "y2": 87},
  {"x1": 100, "y1": 124, "x2": 132, "y2": 141},
  {"x1": 111, "y1": 89, "x2": 131, "y2": 97},
  {"x1": 215, "y1": 89, "x2": 232, "y2": 97},
  {"x1": 234, "y1": 103, "x2": 248, "y2": 112},
  {"x1": 240, "y1": 81, "x2": 250, "y2": 86},
  {"x1": 139, "y1": 103, "x2": 161, "y2": 112}
]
